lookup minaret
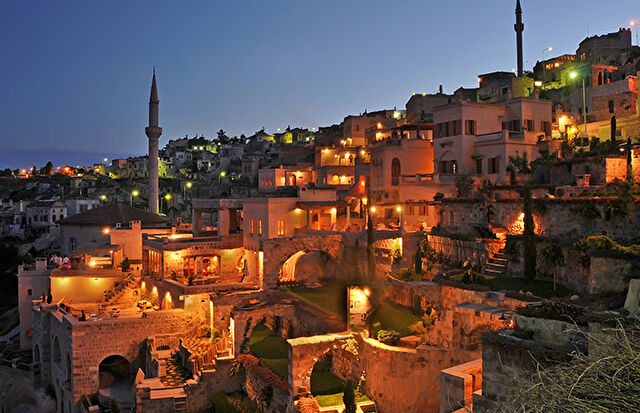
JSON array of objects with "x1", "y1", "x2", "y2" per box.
[
  {"x1": 514, "y1": 0, "x2": 524, "y2": 77},
  {"x1": 145, "y1": 69, "x2": 162, "y2": 214}
]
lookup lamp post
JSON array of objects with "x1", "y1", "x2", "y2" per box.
[
  {"x1": 130, "y1": 190, "x2": 139, "y2": 206},
  {"x1": 162, "y1": 193, "x2": 172, "y2": 215},
  {"x1": 570, "y1": 70, "x2": 587, "y2": 136},
  {"x1": 183, "y1": 182, "x2": 192, "y2": 201},
  {"x1": 541, "y1": 46, "x2": 553, "y2": 82}
]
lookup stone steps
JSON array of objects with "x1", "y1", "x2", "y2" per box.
[{"x1": 174, "y1": 396, "x2": 187, "y2": 412}]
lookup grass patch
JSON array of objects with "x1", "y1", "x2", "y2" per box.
[
  {"x1": 280, "y1": 284, "x2": 346, "y2": 320},
  {"x1": 368, "y1": 300, "x2": 422, "y2": 337},
  {"x1": 315, "y1": 393, "x2": 370, "y2": 407},
  {"x1": 249, "y1": 323, "x2": 289, "y2": 379},
  {"x1": 209, "y1": 392, "x2": 261, "y2": 413},
  {"x1": 456, "y1": 273, "x2": 571, "y2": 298},
  {"x1": 311, "y1": 357, "x2": 344, "y2": 395}
]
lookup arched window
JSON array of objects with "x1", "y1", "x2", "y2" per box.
[
  {"x1": 53, "y1": 337, "x2": 61, "y2": 363},
  {"x1": 391, "y1": 158, "x2": 401, "y2": 186}
]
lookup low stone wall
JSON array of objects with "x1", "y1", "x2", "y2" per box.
[
  {"x1": 360, "y1": 338, "x2": 478, "y2": 413},
  {"x1": 440, "y1": 358, "x2": 482, "y2": 413},
  {"x1": 590, "y1": 256, "x2": 634, "y2": 294},
  {"x1": 426, "y1": 235, "x2": 502, "y2": 266},
  {"x1": 239, "y1": 354, "x2": 290, "y2": 413}
]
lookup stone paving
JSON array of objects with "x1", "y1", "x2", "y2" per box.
[{"x1": 159, "y1": 355, "x2": 191, "y2": 387}]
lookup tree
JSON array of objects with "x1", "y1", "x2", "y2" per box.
[
  {"x1": 454, "y1": 174, "x2": 474, "y2": 198},
  {"x1": 539, "y1": 243, "x2": 565, "y2": 292},
  {"x1": 41, "y1": 161, "x2": 53, "y2": 176},
  {"x1": 366, "y1": 192, "x2": 376, "y2": 280},
  {"x1": 522, "y1": 185, "x2": 537, "y2": 282},
  {"x1": 507, "y1": 152, "x2": 532, "y2": 185},
  {"x1": 216, "y1": 129, "x2": 231, "y2": 145},
  {"x1": 343, "y1": 380, "x2": 356, "y2": 413}
]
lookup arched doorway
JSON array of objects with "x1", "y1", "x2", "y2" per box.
[
  {"x1": 391, "y1": 158, "x2": 401, "y2": 186},
  {"x1": 279, "y1": 250, "x2": 337, "y2": 285},
  {"x1": 98, "y1": 355, "x2": 132, "y2": 410},
  {"x1": 310, "y1": 352, "x2": 344, "y2": 399}
]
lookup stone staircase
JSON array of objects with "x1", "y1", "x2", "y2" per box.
[
  {"x1": 104, "y1": 273, "x2": 137, "y2": 304},
  {"x1": 173, "y1": 395, "x2": 187, "y2": 412},
  {"x1": 484, "y1": 248, "x2": 507, "y2": 276}
]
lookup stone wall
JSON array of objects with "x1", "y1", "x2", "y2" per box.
[
  {"x1": 426, "y1": 235, "x2": 502, "y2": 266},
  {"x1": 360, "y1": 338, "x2": 478, "y2": 413},
  {"x1": 590, "y1": 256, "x2": 635, "y2": 294},
  {"x1": 238, "y1": 354, "x2": 290, "y2": 413},
  {"x1": 440, "y1": 358, "x2": 482, "y2": 413},
  {"x1": 440, "y1": 198, "x2": 640, "y2": 244}
]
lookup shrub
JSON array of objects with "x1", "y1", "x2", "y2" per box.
[
  {"x1": 120, "y1": 257, "x2": 130, "y2": 271},
  {"x1": 522, "y1": 186, "x2": 536, "y2": 282},
  {"x1": 343, "y1": 380, "x2": 357, "y2": 413},
  {"x1": 199, "y1": 325, "x2": 212, "y2": 338},
  {"x1": 454, "y1": 174, "x2": 474, "y2": 198},
  {"x1": 377, "y1": 329, "x2": 401, "y2": 346}
]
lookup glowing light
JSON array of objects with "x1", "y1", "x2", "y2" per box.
[
  {"x1": 330, "y1": 207, "x2": 337, "y2": 214},
  {"x1": 173, "y1": 252, "x2": 180, "y2": 258},
  {"x1": 559, "y1": 115, "x2": 567, "y2": 122},
  {"x1": 164, "y1": 193, "x2": 172, "y2": 200},
  {"x1": 360, "y1": 180, "x2": 365, "y2": 186},
  {"x1": 103, "y1": 158, "x2": 108, "y2": 162},
  {"x1": 396, "y1": 206, "x2": 402, "y2": 212},
  {"x1": 170, "y1": 234, "x2": 179, "y2": 239},
  {"x1": 102, "y1": 227, "x2": 110, "y2": 234},
  {"x1": 186, "y1": 182, "x2": 192, "y2": 188},
  {"x1": 294, "y1": 208, "x2": 302, "y2": 214},
  {"x1": 547, "y1": 47, "x2": 553, "y2": 51},
  {"x1": 362, "y1": 197, "x2": 368, "y2": 205},
  {"x1": 100, "y1": 195, "x2": 107, "y2": 200},
  {"x1": 152, "y1": 286, "x2": 158, "y2": 295},
  {"x1": 165, "y1": 292, "x2": 172, "y2": 302},
  {"x1": 534, "y1": 80, "x2": 543, "y2": 87},
  {"x1": 89, "y1": 261, "x2": 96, "y2": 267},
  {"x1": 370, "y1": 207, "x2": 376, "y2": 213},
  {"x1": 132, "y1": 190, "x2": 139, "y2": 197},
  {"x1": 360, "y1": 150, "x2": 366, "y2": 156},
  {"x1": 141, "y1": 281, "x2": 146, "y2": 289},
  {"x1": 219, "y1": 171, "x2": 226, "y2": 177},
  {"x1": 21, "y1": 169, "x2": 26, "y2": 173},
  {"x1": 570, "y1": 71, "x2": 578, "y2": 79},
  {"x1": 364, "y1": 288, "x2": 371, "y2": 297},
  {"x1": 631, "y1": 20, "x2": 636, "y2": 27},
  {"x1": 377, "y1": 123, "x2": 382, "y2": 129},
  {"x1": 554, "y1": 62, "x2": 560, "y2": 68}
]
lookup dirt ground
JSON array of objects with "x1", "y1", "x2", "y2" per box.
[{"x1": 0, "y1": 365, "x2": 55, "y2": 413}]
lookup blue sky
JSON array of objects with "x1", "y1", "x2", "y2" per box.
[{"x1": 0, "y1": 0, "x2": 637, "y2": 166}]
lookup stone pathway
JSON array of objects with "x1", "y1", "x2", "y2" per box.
[{"x1": 159, "y1": 356, "x2": 191, "y2": 387}]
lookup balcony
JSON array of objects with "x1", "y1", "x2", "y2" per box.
[{"x1": 401, "y1": 174, "x2": 434, "y2": 185}]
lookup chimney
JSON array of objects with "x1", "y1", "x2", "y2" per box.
[{"x1": 439, "y1": 85, "x2": 444, "y2": 94}]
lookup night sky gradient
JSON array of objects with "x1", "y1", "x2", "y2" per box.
[{"x1": 0, "y1": 0, "x2": 637, "y2": 167}]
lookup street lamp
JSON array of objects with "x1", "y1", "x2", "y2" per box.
[
  {"x1": 100, "y1": 194, "x2": 107, "y2": 202},
  {"x1": 570, "y1": 70, "x2": 587, "y2": 135},
  {"x1": 130, "y1": 190, "x2": 139, "y2": 206}
]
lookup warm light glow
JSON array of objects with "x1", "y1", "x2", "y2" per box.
[
  {"x1": 377, "y1": 122, "x2": 382, "y2": 129},
  {"x1": 186, "y1": 182, "x2": 192, "y2": 188},
  {"x1": 370, "y1": 207, "x2": 376, "y2": 213},
  {"x1": 89, "y1": 261, "x2": 96, "y2": 267},
  {"x1": 330, "y1": 207, "x2": 337, "y2": 214},
  {"x1": 141, "y1": 281, "x2": 146, "y2": 290},
  {"x1": 165, "y1": 292, "x2": 172, "y2": 302},
  {"x1": 360, "y1": 150, "x2": 366, "y2": 156},
  {"x1": 570, "y1": 71, "x2": 578, "y2": 79},
  {"x1": 631, "y1": 20, "x2": 636, "y2": 27},
  {"x1": 132, "y1": 190, "x2": 139, "y2": 197},
  {"x1": 170, "y1": 234, "x2": 179, "y2": 239},
  {"x1": 362, "y1": 197, "x2": 368, "y2": 205},
  {"x1": 559, "y1": 115, "x2": 567, "y2": 122},
  {"x1": 219, "y1": 171, "x2": 226, "y2": 177},
  {"x1": 534, "y1": 80, "x2": 543, "y2": 87},
  {"x1": 164, "y1": 193, "x2": 172, "y2": 200},
  {"x1": 152, "y1": 286, "x2": 158, "y2": 295},
  {"x1": 547, "y1": 47, "x2": 553, "y2": 51},
  {"x1": 360, "y1": 181, "x2": 365, "y2": 186},
  {"x1": 294, "y1": 208, "x2": 302, "y2": 214},
  {"x1": 396, "y1": 206, "x2": 402, "y2": 212},
  {"x1": 102, "y1": 227, "x2": 110, "y2": 234},
  {"x1": 364, "y1": 288, "x2": 371, "y2": 297},
  {"x1": 173, "y1": 252, "x2": 180, "y2": 258},
  {"x1": 100, "y1": 195, "x2": 107, "y2": 200},
  {"x1": 103, "y1": 158, "x2": 108, "y2": 162},
  {"x1": 554, "y1": 62, "x2": 560, "y2": 68}
]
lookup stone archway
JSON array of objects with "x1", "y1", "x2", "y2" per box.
[
  {"x1": 98, "y1": 355, "x2": 133, "y2": 409},
  {"x1": 279, "y1": 250, "x2": 338, "y2": 286}
]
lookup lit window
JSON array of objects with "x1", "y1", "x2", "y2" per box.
[
  {"x1": 258, "y1": 220, "x2": 262, "y2": 236},
  {"x1": 277, "y1": 220, "x2": 285, "y2": 236},
  {"x1": 249, "y1": 219, "x2": 254, "y2": 235}
]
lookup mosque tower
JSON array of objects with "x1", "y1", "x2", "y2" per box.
[
  {"x1": 145, "y1": 69, "x2": 162, "y2": 214},
  {"x1": 514, "y1": 0, "x2": 524, "y2": 77}
]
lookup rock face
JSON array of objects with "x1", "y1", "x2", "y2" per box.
[{"x1": 624, "y1": 279, "x2": 640, "y2": 314}]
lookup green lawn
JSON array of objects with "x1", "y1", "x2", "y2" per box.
[
  {"x1": 280, "y1": 284, "x2": 346, "y2": 320},
  {"x1": 368, "y1": 300, "x2": 422, "y2": 337},
  {"x1": 249, "y1": 323, "x2": 289, "y2": 379},
  {"x1": 457, "y1": 273, "x2": 571, "y2": 298},
  {"x1": 209, "y1": 392, "x2": 261, "y2": 413},
  {"x1": 315, "y1": 393, "x2": 370, "y2": 407},
  {"x1": 311, "y1": 357, "x2": 344, "y2": 395}
]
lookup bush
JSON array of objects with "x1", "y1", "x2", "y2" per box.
[
  {"x1": 377, "y1": 329, "x2": 401, "y2": 346},
  {"x1": 343, "y1": 380, "x2": 357, "y2": 413},
  {"x1": 120, "y1": 257, "x2": 130, "y2": 271}
]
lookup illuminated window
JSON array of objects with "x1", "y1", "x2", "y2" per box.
[
  {"x1": 258, "y1": 220, "x2": 262, "y2": 236},
  {"x1": 277, "y1": 220, "x2": 285, "y2": 236},
  {"x1": 249, "y1": 219, "x2": 254, "y2": 235}
]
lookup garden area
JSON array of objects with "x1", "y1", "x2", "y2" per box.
[
  {"x1": 310, "y1": 355, "x2": 369, "y2": 408},
  {"x1": 280, "y1": 284, "x2": 346, "y2": 321},
  {"x1": 208, "y1": 391, "x2": 260, "y2": 413},
  {"x1": 368, "y1": 300, "x2": 423, "y2": 338},
  {"x1": 455, "y1": 273, "x2": 571, "y2": 299},
  {"x1": 248, "y1": 323, "x2": 289, "y2": 379}
]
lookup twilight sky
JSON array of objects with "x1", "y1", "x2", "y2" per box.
[{"x1": 0, "y1": 0, "x2": 637, "y2": 167}]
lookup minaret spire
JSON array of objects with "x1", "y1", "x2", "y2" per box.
[
  {"x1": 514, "y1": 0, "x2": 524, "y2": 77},
  {"x1": 145, "y1": 70, "x2": 162, "y2": 214}
]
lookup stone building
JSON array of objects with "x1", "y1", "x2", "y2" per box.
[{"x1": 25, "y1": 199, "x2": 67, "y2": 235}]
